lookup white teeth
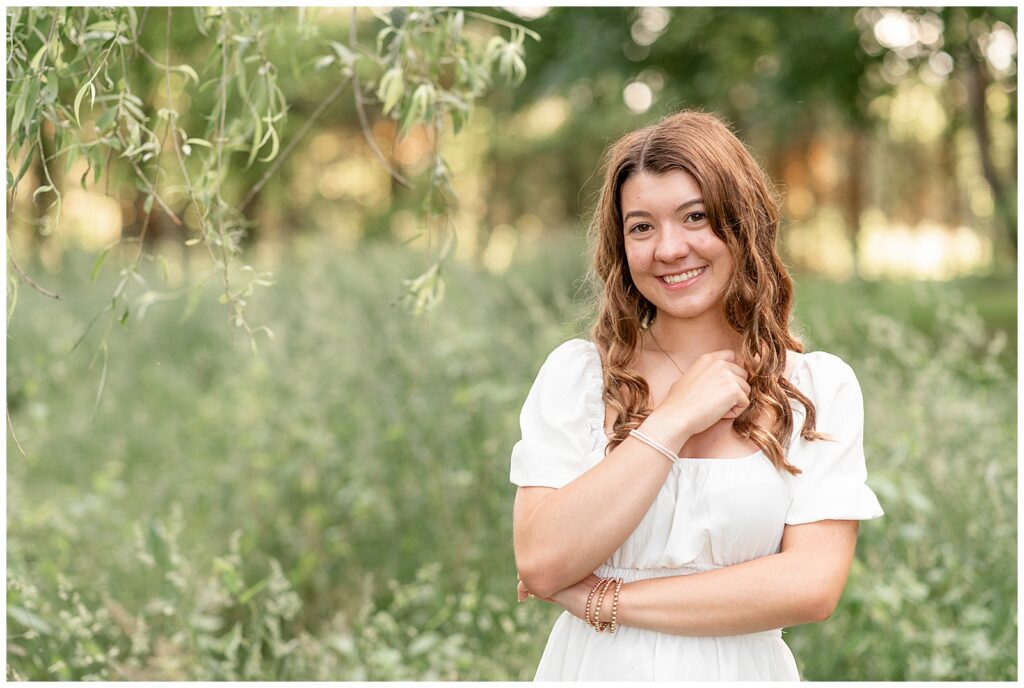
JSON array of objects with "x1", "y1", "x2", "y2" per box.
[{"x1": 662, "y1": 266, "x2": 706, "y2": 284}]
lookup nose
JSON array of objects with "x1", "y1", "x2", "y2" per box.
[{"x1": 653, "y1": 225, "x2": 691, "y2": 264}]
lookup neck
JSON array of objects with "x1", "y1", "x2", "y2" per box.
[{"x1": 645, "y1": 312, "x2": 743, "y2": 367}]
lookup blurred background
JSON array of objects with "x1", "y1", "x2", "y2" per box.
[{"x1": 6, "y1": 6, "x2": 1017, "y2": 681}]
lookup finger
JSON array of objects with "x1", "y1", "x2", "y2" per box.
[
  {"x1": 723, "y1": 403, "x2": 745, "y2": 419},
  {"x1": 723, "y1": 362, "x2": 749, "y2": 380}
]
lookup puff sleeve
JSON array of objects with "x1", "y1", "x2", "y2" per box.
[
  {"x1": 509, "y1": 339, "x2": 606, "y2": 489},
  {"x1": 784, "y1": 352, "x2": 885, "y2": 525}
]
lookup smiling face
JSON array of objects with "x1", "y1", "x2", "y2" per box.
[{"x1": 620, "y1": 168, "x2": 735, "y2": 327}]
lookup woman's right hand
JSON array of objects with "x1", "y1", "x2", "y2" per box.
[{"x1": 657, "y1": 350, "x2": 751, "y2": 437}]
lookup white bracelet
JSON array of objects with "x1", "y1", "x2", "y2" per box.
[{"x1": 628, "y1": 429, "x2": 680, "y2": 464}]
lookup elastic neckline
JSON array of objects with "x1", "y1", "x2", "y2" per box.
[
  {"x1": 675, "y1": 449, "x2": 765, "y2": 463},
  {"x1": 586, "y1": 342, "x2": 817, "y2": 463}
]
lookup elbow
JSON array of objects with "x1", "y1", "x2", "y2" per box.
[
  {"x1": 805, "y1": 590, "x2": 841, "y2": 623},
  {"x1": 515, "y1": 543, "x2": 566, "y2": 599},
  {"x1": 516, "y1": 559, "x2": 561, "y2": 600}
]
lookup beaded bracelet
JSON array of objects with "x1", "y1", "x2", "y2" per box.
[
  {"x1": 592, "y1": 577, "x2": 616, "y2": 631},
  {"x1": 584, "y1": 577, "x2": 607, "y2": 629},
  {"x1": 588, "y1": 577, "x2": 609, "y2": 629},
  {"x1": 609, "y1": 578, "x2": 624, "y2": 634}
]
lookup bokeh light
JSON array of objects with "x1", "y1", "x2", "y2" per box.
[{"x1": 623, "y1": 81, "x2": 653, "y2": 114}]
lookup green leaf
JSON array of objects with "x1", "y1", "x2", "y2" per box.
[
  {"x1": 7, "y1": 272, "x2": 19, "y2": 327},
  {"x1": 452, "y1": 108, "x2": 466, "y2": 135},
  {"x1": 246, "y1": 106, "x2": 263, "y2": 168},
  {"x1": 32, "y1": 185, "x2": 53, "y2": 204},
  {"x1": 234, "y1": 48, "x2": 248, "y2": 100},
  {"x1": 63, "y1": 144, "x2": 80, "y2": 176},
  {"x1": 96, "y1": 107, "x2": 117, "y2": 133},
  {"x1": 8, "y1": 604, "x2": 53, "y2": 635},
  {"x1": 122, "y1": 98, "x2": 147, "y2": 123},
  {"x1": 175, "y1": 64, "x2": 200, "y2": 85},
  {"x1": 328, "y1": 40, "x2": 357, "y2": 68},
  {"x1": 74, "y1": 81, "x2": 95, "y2": 126},
  {"x1": 29, "y1": 43, "x2": 46, "y2": 71},
  {"x1": 448, "y1": 10, "x2": 464, "y2": 42},
  {"x1": 90, "y1": 245, "x2": 111, "y2": 282},
  {"x1": 12, "y1": 146, "x2": 35, "y2": 189},
  {"x1": 398, "y1": 99, "x2": 419, "y2": 139},
  {"x1": 86, "y1": 20, "x2": 118, "y2": 33},
  {"x1": 395, "y1": 98, "x2": 419, "y2": 139},
  {"x1": 143, "y1": 194, "x2": 154, "y2": 215},
  {"x1": 11, "y1": 78, "x2": 36, "y2": 136},
  {"x1": 237, "y1": 576, "x2": 269, "y2": 604},
  {"x1": 91, "y1": 340, "x2": 108, "y2": 420},
  {"x1": 179, "y1": 281, "x2": 204, "y2": 323},
  {"x1": 258, "y1": 124, "x2": 279, "y2": 163},
  {"x1": 42, "y1": 74, "x2": 59, "y2": 104},
  {"x1": 378, "y1": 67, "x2": 404, "y2": 116}
]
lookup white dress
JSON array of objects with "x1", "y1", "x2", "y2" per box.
[{"x1": 509, "y1": 339, "x2": 885, "y2": 681}]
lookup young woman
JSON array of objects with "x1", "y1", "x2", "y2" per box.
[{"x1": 509, "y1": 110, "x2": 884, "y2": 681}]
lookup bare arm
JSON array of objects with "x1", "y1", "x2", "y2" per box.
[
  {"x1": 578, "y1": 519, "x2": 860, "y2": 635},
  {"x1": 513, "y1": 409, "x2": 687, "y2": 599},
  {"x1": 514, "y1": 350, "x2": 752, "y2": 599}
]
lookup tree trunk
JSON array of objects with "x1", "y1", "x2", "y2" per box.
[
  {"x1": 964, "y1": 44, "x2": 1017, "y2": 257},
  {"x1": 940, "y1": 92, "x2": 962, "y2": 229},
  {"x1": 843, "y1": 125, "x2": 865, "y2": 278}
]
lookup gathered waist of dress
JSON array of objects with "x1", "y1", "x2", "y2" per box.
[
  {"x1": 596, "y1": 562, "x2": 722, "y2": 581},
  {"x1": 594, "y1": 563, "x2": 784, "y2": 640}
]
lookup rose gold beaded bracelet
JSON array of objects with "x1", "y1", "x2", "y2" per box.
[
  {"x1": 592, "y1": 577, "x2": 616, "y2": 631},
  {"x1": 584, "y1": 577, "x2": 607, "y2": 629},
  {"x1": 609, "y1": 578, "x2": 624, "y2": 634}
]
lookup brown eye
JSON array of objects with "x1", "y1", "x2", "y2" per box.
[
  {"x1": 629, "y1": 222, "x2": 653, "y2": 234},
  {"x1": 687, "y1": 212, "x2": 706, "y2": 223}
]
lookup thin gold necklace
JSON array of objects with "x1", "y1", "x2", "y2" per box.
[{"x1": 648, "y1": 327, "x2": 685, "y2": 377}]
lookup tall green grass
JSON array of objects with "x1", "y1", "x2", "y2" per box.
[{"x1": 6, "y1": 236, "x2": 1016, "y2": 680}]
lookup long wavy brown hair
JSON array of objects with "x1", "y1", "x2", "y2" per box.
[{"x1": 585, "y1": 109, "x2": 831, "y2": 476}]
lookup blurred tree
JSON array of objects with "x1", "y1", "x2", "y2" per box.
[
  {"x1": 6, "y1": 6, "x2": 537, "y2": 341},
  {"x1": 5, "y1": 6, "x2": 536, "y2": 446},
  {"x1": 942, "y1": 7, "x2": 1017, "y2": 252},
  {"x1": 474, "y1": 7, "x2": 1016, "y2": 275}
]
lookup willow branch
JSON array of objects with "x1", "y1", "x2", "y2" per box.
[
  {"x1": 350, "y1": 8, "x2": 411, "y2": 189},
  {"x1": 239, "y1": 76, "x2": 352, "y2": 212},
  {"x1": 462, "y1": 9, "x2": 542, "y2": 41},
  {"x1": 7, "y1": 134, "x2": 61, "y2": 300},
  {"x1": 8, "y1": 407, "x2": 26, "y2": 456},
  {"x1": 8, "y1": 250, "x2": 60, "y2": 300},
  {"x1": 115, "y1": 131, "x2": 183, "y2": 225}
]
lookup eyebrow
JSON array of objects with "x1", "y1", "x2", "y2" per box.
[{"x1": 623, "y1": 198, "x2": 704, "y2": 222}]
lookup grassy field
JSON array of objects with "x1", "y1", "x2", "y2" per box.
[{"x1": 6, "y1": 235, "x2": 1017, "y2": 680}]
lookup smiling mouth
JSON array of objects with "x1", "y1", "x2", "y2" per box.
[{"x1": 660, "y1": 266, "x2": 707, "y2": 284}]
